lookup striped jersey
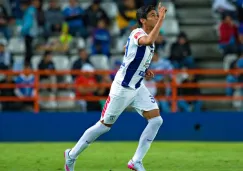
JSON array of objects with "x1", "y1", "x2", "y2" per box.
[{"x1": 114, "y1": 28, "x2": 155, "y2": 89}]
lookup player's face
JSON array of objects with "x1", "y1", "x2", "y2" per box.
[{"x1": 145, "y1": 10, "x2": 159, "y2": 28}]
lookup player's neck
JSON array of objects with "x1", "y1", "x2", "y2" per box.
[{"x1": 142, "y1": 26, "x2": 152, "y2": 34}]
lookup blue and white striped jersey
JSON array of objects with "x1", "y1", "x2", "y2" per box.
[{"x1": 114, "y1": 28, "x2": 155, "y2": 89}]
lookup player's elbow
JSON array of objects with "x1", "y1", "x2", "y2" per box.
[{"x1": 145, "y1": 38, "x2": 154, "y2": 45}]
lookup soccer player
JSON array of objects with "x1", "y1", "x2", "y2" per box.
[{"x1": 64, "y1": 3, "x2": 167, "y2": 171}]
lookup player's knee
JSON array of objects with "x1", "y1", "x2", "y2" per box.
[
  {"x1": 157, "y1": 116, "x2": 163, "y2": 127},
  {"x1": 97, "y1": 121, "x2": 111, "y2": 134},
  {"x1": 100, "y1": 120, "x2": 113, "y2": 128},
  {"x1": 150, "y1": 116, "x2": 163, "y2": 128}
]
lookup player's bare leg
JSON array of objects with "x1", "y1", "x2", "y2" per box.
[
  {"x1": 128, "y1": 109, "x2": 163, "y2": 171},
  {"x1": 64, "y1": 121, "x2": 111, "y2": 171}
]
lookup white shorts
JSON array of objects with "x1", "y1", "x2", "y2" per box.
[{"x1": 100, "y1": 81, "x2": 159, "y2": 124}]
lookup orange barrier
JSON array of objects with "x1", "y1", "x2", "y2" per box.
[{"x1": 0, "y1": 69, "x2": 243, "y2": 113}]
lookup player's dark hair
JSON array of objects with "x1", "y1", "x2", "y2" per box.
[{"x1": 136, "y1": 5, "x2": 156, "y2": 27}]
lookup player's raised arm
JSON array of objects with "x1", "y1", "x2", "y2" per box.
[{"x1": 138, "y1": 2, "x2": 167, "y2": 46}]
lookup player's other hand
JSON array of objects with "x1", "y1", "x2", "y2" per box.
[
  {"x1": 158, "y1": 2, "x2": 167, "y2": 20},
  {"x1": 145, "y1": 69, "x2": 154, "y2": 78}
]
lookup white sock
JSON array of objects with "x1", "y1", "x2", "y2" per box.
[
  {"x1": 132, "y1": 116, "x2": 163, "y2": 162},
  {"x1": 69, "y1": 121, "x2": 110, "y2": 159}
]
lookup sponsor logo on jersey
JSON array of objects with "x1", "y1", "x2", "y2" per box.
[
  {"x1": 110, "y1": 115, "x2": 116, "y2": 121},
  {"x1": 144, "y1": 53, "x2": 153, "y2": 68}
]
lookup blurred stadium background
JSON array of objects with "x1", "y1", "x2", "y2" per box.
[{"x1": 0, "y1": 0, "x2": 243, "y2": 170}]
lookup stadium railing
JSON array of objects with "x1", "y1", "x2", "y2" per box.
[{"x1": 0, "y1": 69, "x2": 242, "y2": 113}]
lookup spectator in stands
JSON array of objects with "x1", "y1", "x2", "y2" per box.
[
  {"x1": 155, "y1": 29, "x2": 166, "y2": 55},
  {"x1": 234, "y1": 0, "x2": 243, "y2": 22},
  {"x1": 236, "y1": 54, "x2": 243, "y2": 92},
  {"x1": 63, "y1": 0, "x2": 87, "y2": 38},
  {"x1": 237, "y1": 23, "x2": 243, "y2": 53},
  {"x1": 91, "y1": 18, "x2": 110, "y2": 57},
  {"x1": 44, "y1": 0, "x2": 63, "y2": 38},
  {"x1": 0, "y1": 75, "x2": 21, "y2": 111},
  {"x1": 72, "y1": 48, "x2": 92, "y2": 79},
  {"x1": 150, "y1": 51, "x2": 173, "y2": 82},
  {"x1": 10, "y1": 0, "x2": 23, "y2": 20},
  {"x1": 84, "y1": 0, "x2": 109, "y2": 35},
  {"x1": 38, "y1": 51, "x2": 56, "y2": 92},
  {"x1": 59, "y1": 22, "x2": 73, "y2": 48},
  {"x1": 20, "y1": 0, "x2": 39, "y2": 63},
  {"x1": 95, "y1": 74, "x2": 111, "y2": 109},
  {"x1": 120, "y1": 20, "x2": 137, "y2": 51},
  {"x1": 157, "y1": 80, "x2": 171, "y2": 113},
  {"x1": 0, "y1": 3, "x2": 11, "y2": 40},
  {"x1": 15, "y1": 62, "x2": 35, "y2": 110},
  {"x1": 177, "y1": 74, "x2": 203, "y2": 112},
  {"x1": 169, "y1": 32, "x2": 195, "y2": 69},
  {"x1": 1, "y1": 0, "x2": 13, "y2": 25},
  {"x1": 75, "y1": 63, "x2": 101, "y2": 112},
  {"x1": 226, "y1": 53, "x2": 243, "y2": 97},
  {"x1": 143, "y1": 0, "x2": 157, "y2": 6},
  {"x1": 226, "y1": 57, "x2": 238, "y2": 96},
  {"x1": 212, "y1": 0, "x2": 237, "y2": 20},
  {"x1": 38, "y1": 23, "x2": 73, "y2": 53},
  {"x1": 38, "y1": 51, "x2": 55, "y2": 74},
  {"x1": 238, "y1": 27, "x2": 243, "y2": 53},
  {"x1": 116, "y1": 0, "x2": 137, "y2": 36},
  {"x1": 219, "y1": 14, "x2": 238, "y2": 55},
  {"x1": 110, "y1": 60, "x2": 121, "y2": 80},
  {"x1": 0, "y1": 41, "x2": 12, "y2": 70},
  {"x1": 150, "y1": 51, "x2": 172, "y2": 113},
  {"x1": 36, "y1": 0, "x2": 45, "y2": 36}
]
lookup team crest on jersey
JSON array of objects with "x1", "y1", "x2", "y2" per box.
[{"x1": 134, "y1": 32, "x2": 143, "y2": 39}]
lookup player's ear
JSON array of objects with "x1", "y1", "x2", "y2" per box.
[{"x1": 140, "y1": 18, "x2": 146, "y2": 25}]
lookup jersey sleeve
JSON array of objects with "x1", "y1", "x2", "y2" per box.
[{"x1": 132, "y1": 30, "x2": 147, "y2": 46}]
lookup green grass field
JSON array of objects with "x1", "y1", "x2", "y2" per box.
[{"x1": 0, "y1": 141, "x2": 242, "y2": 171}]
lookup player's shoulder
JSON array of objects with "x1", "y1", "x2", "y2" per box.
[
  {"x1": 130, "y1": 28, "x2": 146, "y2": 38},
  {"x1": 131, "y1": 28, "x2": 143, "y2": 34}
]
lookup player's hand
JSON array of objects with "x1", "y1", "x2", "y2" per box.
[
  {"x1": 158, "y1": 2, "x2": 167, "y2": 20},
  {"x1": 145, "y1": 70, "x2": 154, "y2": 78}
]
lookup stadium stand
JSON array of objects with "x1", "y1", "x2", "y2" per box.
[
  {"x1": 1, "y1": 0, "x2": 243, "y2": 112},
  {"x1": 175, "y1": 0, "x2": 239, "y2": 111}
]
